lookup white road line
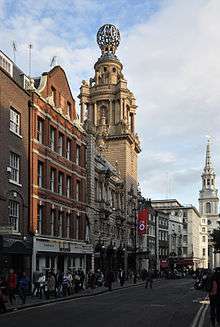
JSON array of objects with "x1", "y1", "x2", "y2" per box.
[
  {"x1": 191, "y1": 304, "x2": 205, "y2": 327},
  {"x1": 198, "y1": 304, "x2": 209, "y2": 327}
]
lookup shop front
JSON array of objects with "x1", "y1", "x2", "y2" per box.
[
  {"x1": 0, "y1": 234, "x2": 32, "y2": 277},
  {"x1": 32, "y1": 236, "x2": 93, "y2": 275}
]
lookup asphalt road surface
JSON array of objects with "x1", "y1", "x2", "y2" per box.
[{"x1": 0, "y1": 279, "x2": 209, "y2": 327}]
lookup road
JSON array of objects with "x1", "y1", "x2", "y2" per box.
[{"x1": 0, "y1": 279, "x2": 209, "y2": 327}]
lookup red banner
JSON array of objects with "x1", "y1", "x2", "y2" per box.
[{"x1": 137, "y1": 208, "x2": 148, "y2": 235}]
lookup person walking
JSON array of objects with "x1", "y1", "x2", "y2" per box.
[
  {"x1": 18, "y1": 272, "x2": 30, "y2": 305},
  {"x1": 209, "y1": 268, "x2": 220, "y2": 327},
  {"x1": 37, "y1": 273, "x2": 46, "y2": 299},
  {"x1": 46, "y1": 272, "x2": 56, "y2": 299},
  {"x1": 145, "y1": 270, "x2": 153, "y2": 289},
  {"x1": 32, "y1": 270, "x2": 40, "y2": 297},
  {"x1": 106, "y1": 270, "x2": 114, "y2": 291},
  {"x1": 7, "y1": 269, "x2": 17, "y2": 306},
  {"x1": 119, "y1": 269, "x2": 126, "y2": 287}
]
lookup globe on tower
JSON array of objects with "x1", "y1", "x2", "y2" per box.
[{"x1": 97, "y1": 24, "x2": 120, "y2": 55}]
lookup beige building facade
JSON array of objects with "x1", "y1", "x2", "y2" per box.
[{"x1": 79, "y1": 25, "x2": 141, "y2": 271}]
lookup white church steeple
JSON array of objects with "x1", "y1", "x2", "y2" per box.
[{"x1": 199, "y1": 139, "x2": 219, "y2": 216}]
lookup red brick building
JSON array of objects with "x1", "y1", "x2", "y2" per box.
[
  {"x1": 0, "y1": 50, "x2": 32, "y2": 276},
  {"x1": 30, "y1": 66, "x2": 92, "y2": 274}
]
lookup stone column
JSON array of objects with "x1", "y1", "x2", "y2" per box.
[
  {"x1": 80, "y1": 102, "x2": 86, "y2": 124},
  {"x1": 109, "y1": 100, "x2": 112, "y2": 125},
  {"x1": 94, "y1": 102, "x2": 97, "y2": 126}
]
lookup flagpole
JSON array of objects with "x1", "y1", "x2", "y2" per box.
[{"x1": 28, "y1": 44, "x2": 33, "y2": 77}]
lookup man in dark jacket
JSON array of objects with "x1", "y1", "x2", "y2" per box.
[{"x1": 145, "y1": 270, "x2": 154, "y2": 289}]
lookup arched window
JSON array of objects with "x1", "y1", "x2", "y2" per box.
[{"x1": 206, "y1": 202, "x2": 211, "y2": 214}]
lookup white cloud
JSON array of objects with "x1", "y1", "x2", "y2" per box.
[
  {"x1": 118, "y1": 0, "x2": 220, "y2": 205},
  {"x1": 1, "y1": 0, "x2": 220, "y2": 207}
]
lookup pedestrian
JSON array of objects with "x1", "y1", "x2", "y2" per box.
[
  {"x1": 145, "y1": 270, "x2": 153, "y2": 289},
  {"x1": 88, "y1": 270, "x2": 96, "y2": 291},
  {"x1": 32, "y1": 270, "x2": 40, "y2": 297},
  {"x1": 209, "y1": 268, "x2": 220, "y2": 327},
  {"x1": 56, "y1": 270, "x2": 63, "y2": 297},
  {"x1": 106, "y1": 270, "x2": 114, "y2": 291},
  {"x1": 46, "y1": 272, "x2": 56, "y2": 299},
  {"x1": 37, "y1": 273, "x2": 46, "y2": 299},
  {"x1": 18, "y1": 272, "x2": 30, "y2": 305},
  {"x1": 119, "y1": 269, "x2": 126, "y2": 287},
  {"x1": 7, "y1": 269, "x2": 17, "y2": 306}
]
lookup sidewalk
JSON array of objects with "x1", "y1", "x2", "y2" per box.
[{"x1": 5, "y1": 279, "x2": 145, "y2": 313}]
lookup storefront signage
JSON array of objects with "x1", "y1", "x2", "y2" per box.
[{"x1": 35, "y1": 237, "x2": 93, "y2": 254}]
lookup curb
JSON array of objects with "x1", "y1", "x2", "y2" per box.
[{"x1": 4, "y1": 282, "x2": 145, "y2": 314}]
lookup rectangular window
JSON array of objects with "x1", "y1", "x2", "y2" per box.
[
  {"x1": 50, "y1": 168, "x2": 55, "y2": 192},
  {"x1": 50, "y1": 126, "x2": 55, "y2": 151},
  {"x1": 67, "y1": 213, "x2": 70, "y2": 239},
  {"x1": 76, "y1": 145, "x2": 80, "y2": 165},
  {"x1": 37, "y1": 205, "x2": 43, "y2": 235},
  {"x1": 9, "y1": 152, "x2": 20, "y2": 183},
  {"x1": 10, "y1": 108, "x2": 20, "y2": 135},
  {"x1": 51, "y1": 210, "x2": 55, "y2": 236},
  {"x1": 38, "y1": 161, "x2": 43, "y2": 187},
  {"x1": 58, "y1": 172, "x2": 63, "y2": 195},
  {"x1": 58, "y1": 211, "x2": 63, "y2": 237},
  {"x1": 66, "y1": 139, "x2": 71, "y2": 160},
  {"x1": 66, "y1": 176, "x2": 71, "y2": 198},
  {"x1": 183, "y1": 235, "x2": 188, "y2": 243},
  {"x1": 58, "y1": 133, "x2": 64, "y2": 156},
  {"x1": 9, "y1": 200, "x2": 19, "y2": 232},
  {"x1": 37, "y1": 118, "x2": 44, "y2": 143},
  {"x1": 203, "y1": 236, "x2": 206, "y2": 242},
  {"x1": 203, "y1": 248, "x2": 206, "y2": 256},
  {"x1": 76, "y1": 181, "x2": 80, "y2": 201},
  {"x1": 76, "y1": 215, "x2": 80, "y2": 240},
  {"x1": 67, "y1": 102, "x2": 71, "y2": 119}
]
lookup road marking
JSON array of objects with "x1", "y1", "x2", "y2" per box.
[
  {"x1": 191, "y1": 304, "x2": 205, "y2": 327},
  {"x1": 198, "y1": 304, "x2": 209, "y2": 327},
  {"x1": 149, "y1": 304, "x2": 166, "y2": 307}
]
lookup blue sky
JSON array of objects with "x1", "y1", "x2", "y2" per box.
[{"x1": 1, "y1": 0, "x2": 220, "y2": 207}]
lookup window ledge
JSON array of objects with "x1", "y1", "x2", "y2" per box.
[
  {"x1": 10, "y1": 130, "x2": 23, "y2": 139},
  {"x1": 9, "y1": 180, "x2": 22, "y2": 187}
]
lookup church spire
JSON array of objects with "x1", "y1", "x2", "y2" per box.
[
  {"x1": 204, "y1": 138, "x2": 213, "y2": 173},
  {"x1": 199, "y1": 138, "x2": 219, "y2": 216},
  {"x1": 202, "y1": 139, "x2": 216, "y2": 190}
]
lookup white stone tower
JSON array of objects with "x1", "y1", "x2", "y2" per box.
[
  {"x1": 199, "y1": 139, "x2": 219, "y2": 268},
  {"x1": 199, "y1": 139, "x2": 219, "y2": 218}
]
